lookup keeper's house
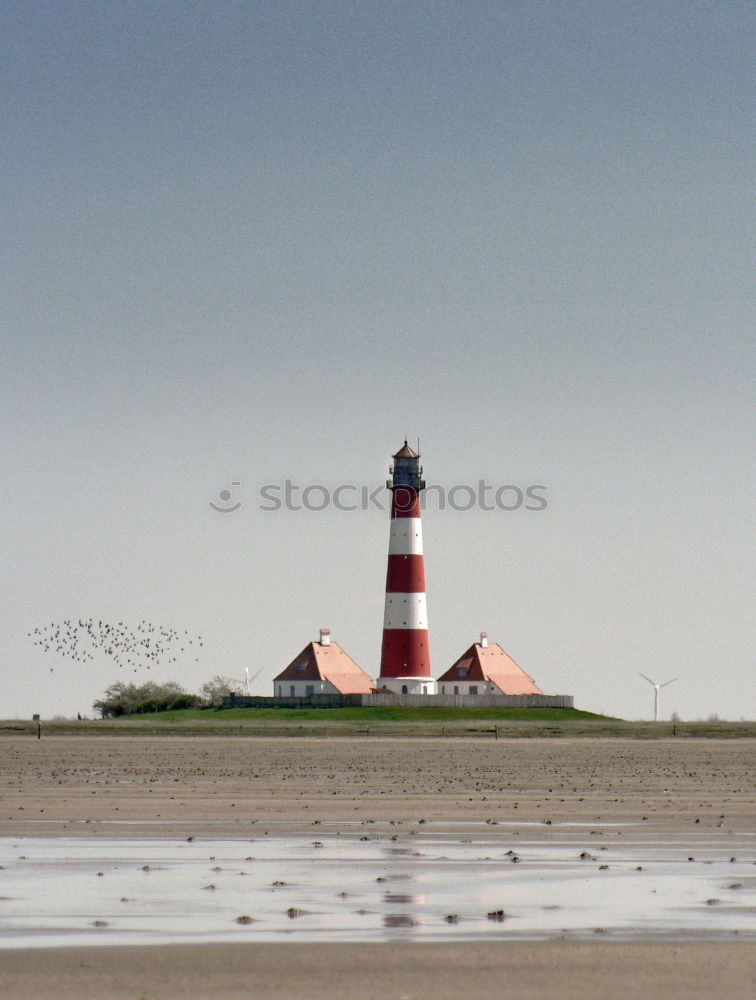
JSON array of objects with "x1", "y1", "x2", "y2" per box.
[
  {"x1": 437, "y1": 632, "x2": 543, "y2": 696},
  {"x1": 273, "y1": 629, "x2": 374, "y2": 697}
]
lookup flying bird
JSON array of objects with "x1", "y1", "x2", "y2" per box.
[{"x1": 28, "y1": 618, "x2": 204, "y2": 674}]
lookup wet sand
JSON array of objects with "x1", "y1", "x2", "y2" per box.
[
  {"x1": 1, "y1": 735, "x2": 755, "y2": 997},
  {"x1": 3, "y1": 735, "x2": 754, "y2": 839},
  {"x1": 2, "y1": 940, "x2": 755, "y2": 1000}
]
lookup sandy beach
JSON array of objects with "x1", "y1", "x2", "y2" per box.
[
  {"x1": 3, "y1": 735, "x2": 754, "y2": 838},
  {"x1": 1, "y1": 735, "x2": 754, "y2": 998},
  {"x1": 2, "y1": 940, "x2": 754, "y2": 1000}
]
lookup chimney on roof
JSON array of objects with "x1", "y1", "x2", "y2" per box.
[
  {"x1": 479, "y1": 632, "x2": 488, "y2": 648},
  {"x1": 319, "y1": 628, "x2": 331, "y2": 647}
]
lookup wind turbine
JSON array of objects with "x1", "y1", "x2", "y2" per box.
[
  {"x1": 243, "y1": 667, "x2": 263, "y2": 696},
  {"x1": 639, "y1": 673, "x2": 678, "y2": 722}
]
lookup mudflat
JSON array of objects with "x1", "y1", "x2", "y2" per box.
[
  {"x1": 2, "y1": 735, "x2": 754, "y2": 838},
  {"x1": 1, "y1": 735, "x2": 754, "y2": 998},
  {"x1": 1, "y1": 941, "x2": 754, "y2": 1000}
]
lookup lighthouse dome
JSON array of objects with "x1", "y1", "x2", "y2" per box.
[{"x1": 392, "y1": 441, "x2": 419, "y2": 459}]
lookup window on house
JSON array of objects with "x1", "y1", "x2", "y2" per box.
[
  {"x1": 305, "y1": 685, "x2": 314, "y2": 696},
  {"x1": 453, "y1": 686, "x2": 459, "y2": 695},
  {"x1": 401, "y1": 685, "x2": 408, "y2": 694},
  {"x1": 289, "y1": 685, "x2": 295, "y2": 696},
  {"x1": 469, "y1": 685, "x2": 478, "y2": 695}
]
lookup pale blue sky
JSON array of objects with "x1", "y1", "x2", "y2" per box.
[{"x1": 2, "y1": 1, "x2": 753, "y2": 720}]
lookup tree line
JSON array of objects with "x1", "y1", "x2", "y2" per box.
[{"x1": 93, "y1": 676, "x2": 240, "y2": 717}]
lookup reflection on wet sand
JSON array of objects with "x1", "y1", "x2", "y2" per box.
[
  {"x1": 384, "y1": 914, "x2": 422, "y2": 929},
  {"x1": 0, "y1": 831, "x2": 754, "y2": 949},
  {"x1": 383, "y1": 889, "x2": 427, "y2": 931}
]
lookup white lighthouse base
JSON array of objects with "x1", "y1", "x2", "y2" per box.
[{"x1": 377, "y1": 677, "x2": 437, "y2": 696}]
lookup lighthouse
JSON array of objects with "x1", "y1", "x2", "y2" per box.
[{"x1": 378, "y1": 441, "x2": 436, "y2": 695}]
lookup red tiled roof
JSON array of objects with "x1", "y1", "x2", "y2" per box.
[
  {"x1": 273, "y1": 640, "x2": 374, "y2": 694},
  {"x1": 437, "y1": 641, "x2": 542, "y2": 695}
]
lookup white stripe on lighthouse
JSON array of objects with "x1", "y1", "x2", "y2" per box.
[
  {"x1": 383, "y1": 593, "x2": 428, "y2": 630},
  {"x1": 388, "y1": 518, "x2": 424, "y2": 556}
]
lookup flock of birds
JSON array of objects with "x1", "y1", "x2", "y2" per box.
[{"x1": 27, "y1": 618, "x2": 203, "y2": 673}]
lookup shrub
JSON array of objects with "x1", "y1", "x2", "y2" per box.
[{"x1": 93, "y1": 681, "x2": 202, "y2": 717}]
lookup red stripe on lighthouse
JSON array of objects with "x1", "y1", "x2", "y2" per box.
[
  {"x1": 391, "y1": 488, "x2": 421, "y2": 518},
  {"x1": 385, "y1": 554, "x2": 426, "y2": 593},
  {"x1": 380, "y1": 630, "x2": 431, "y2": 675}
]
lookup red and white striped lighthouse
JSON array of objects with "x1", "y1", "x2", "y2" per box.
[{"x1": 378, "y1": 440, "x2": 436, "y2": 695}]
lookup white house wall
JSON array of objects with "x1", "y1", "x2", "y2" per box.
[
  {"x1": 274, "y1": 679, "x2": 339, "y2": 697},
  {"x1": 438, "y1": 680, "x2": 499, "y2": 696}
]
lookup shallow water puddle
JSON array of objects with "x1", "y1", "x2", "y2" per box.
[{"x1": 0, "y1": 835, "x2": 754, "y2": 947}]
